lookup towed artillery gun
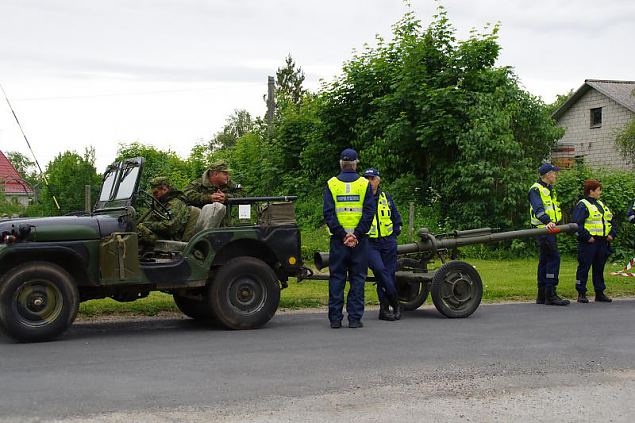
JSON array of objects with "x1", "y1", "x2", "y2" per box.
[{"x1": 311, "y1": 224, "x2": 578, "y2": 318}]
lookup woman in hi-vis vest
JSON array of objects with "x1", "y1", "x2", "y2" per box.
[{"x1": 572, "y1": 179, "x2": 616, "y2": 303}]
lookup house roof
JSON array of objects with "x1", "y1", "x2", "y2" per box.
[
  {"x1": 552, "y1": 79, "x2": 635, "y2": 121},
  {"x1": 0, "y1": 150, "x2": 34, "y2": 194}
]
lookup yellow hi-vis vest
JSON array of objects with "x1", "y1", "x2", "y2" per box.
[
  {"x1": 368, "y1": 191, "x2": 394, "y2": 238},
  {"x1": 579, "y1": 199, "x2": 613, "y2": 236},
  {"x1": 529, "y1": 182, "x2": 562, "y2": 227},
  {"x1": 327, "y1": 176, "x2": 369, "y2": 234}
]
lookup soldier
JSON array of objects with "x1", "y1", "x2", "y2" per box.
[
  {"x1": 529, "y1": 163, "x2": 569, "y2": 306},
  {"x1": 572, "y1": 179, "x2": 615, "y2": 303},
  {"x1": 183, "y1": 161, "x2": 242, "y2": 229},
  {"x1": 363, "y1": 168, "x2": 403, "y2": 321},
  {"x1": 323, "y1": 148, "x2": 375, "y2": 329},
  {"x1": 137, "y1": 177, "x2": 193, "y2": 247}
]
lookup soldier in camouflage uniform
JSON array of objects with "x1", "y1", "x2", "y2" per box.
[
  {"x1": 183, "y1": 161, "x2": 243, "y2": 228},
  {"x1": 137, "y1": 177, "x2": 193, "y2": 247}
]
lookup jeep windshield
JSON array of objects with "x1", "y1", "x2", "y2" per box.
[{"x1": 93, "y1": 157, "x2": 144, "y2": 214}]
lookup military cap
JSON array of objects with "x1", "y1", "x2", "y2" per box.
[
  {"x1": 149, "y1": 176, "x2": 171, "y2": 188},
  {"x1": 208, "y1": 160, "x2": 231, "y2": 173}
]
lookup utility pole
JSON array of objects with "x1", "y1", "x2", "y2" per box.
[{"x1": 265, "y1": 76, "x2": 275, "y2": 137}]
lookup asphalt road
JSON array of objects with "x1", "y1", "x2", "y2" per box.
[{"x1": 2, "y1": 300, "x2": 635, "y2": 422}]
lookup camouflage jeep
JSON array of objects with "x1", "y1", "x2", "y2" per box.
[{"x1": 0, "y1": 157, "x2": 303, "y2": 342}]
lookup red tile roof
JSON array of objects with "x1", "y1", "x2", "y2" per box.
[{"x1": 0, "y1": 151, "x2": 34, "y2": 194}]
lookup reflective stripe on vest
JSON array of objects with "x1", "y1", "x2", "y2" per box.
[
  {"x1": 368, "y1": 191, "x2": 394, "y2": 238},
  {"x1": 579, "y1": 199, "x2": 613, "y2": 236},
  {"x1": 529, "y1": 182, "x2": 562, "y2": 227},
  {"x1": 327, "y1": 176, "x2": 369, "y2": 234}
]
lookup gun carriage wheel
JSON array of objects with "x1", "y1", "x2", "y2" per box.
[{"x1": 430, "y1": 261, "x2": 482, "y2": 318}]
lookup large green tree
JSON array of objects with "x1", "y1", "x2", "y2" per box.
[
  {"x1": 39, "y1": 148, "x2": 101, "y2": 215},
  {"x1": 300, "y1": 8, "x2": 563, "y2": 228}
]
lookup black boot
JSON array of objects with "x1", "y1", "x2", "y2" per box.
[
  {"x1": 536, "y1": 286, "x2": 545, "y2": 304},
  {"x1": 577, "y1": 292, "x2": 589, "y2": 303},
  {"x1": 595, "y1": 291, "x2": 612, "y2": 303},
  {"x1": 545, "y1": 286, "x2": 570, "y2": 306},
  {"x1": 391, "y1": 298, "x2": 402, "y2": 321},
  {"x1": 378, "y1": 298, "x2": 395, "y2": 321}
]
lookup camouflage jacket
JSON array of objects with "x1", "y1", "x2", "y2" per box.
[
  {"x1": 183, "y1": 169, "x2": 243, "y2": 208},
  {"x1": 137, "y1": 190, "x2": 191, "y2": 245}
]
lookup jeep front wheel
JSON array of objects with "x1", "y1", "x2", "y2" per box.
[
  {"x1": 0, "y1": 262, "x2": 79, "y2": 342},
  {"x1": 209, "y1": 257, "x2": 280, "y2": 330}
]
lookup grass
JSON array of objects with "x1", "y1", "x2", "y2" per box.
[{"x1": 78, "y1": 257, "x2": 635, "y2": 316}]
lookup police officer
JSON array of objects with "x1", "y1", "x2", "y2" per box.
[
  {"x1": 529, "y1": 163, "x2": 569, "y2": 306},
  {"x1": 323, "y1": 148, "x2": 375, "y2": 329},
  {"x1": 137, "y1": 177, "x2": 194, "y2": 247},
  {"x1": 363, "y1": 168, "x2": 403, "y2": 321},
  {"x1": 573, "y1": 179, "x2": 615, "y2": 303}
]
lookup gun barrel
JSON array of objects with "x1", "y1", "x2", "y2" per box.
[
  {"x1": 226, "y1": 196, "x2": 297, "y2": 204},
  {"x1": 314, "y1": 224, "x2": 578, "y2": 270}
]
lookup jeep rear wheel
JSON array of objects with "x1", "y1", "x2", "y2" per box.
[
  {"x1": 0, "y1": 262, "x2": 79, "y2": 342},
  {"x1": 209, "y1": 257, "x2": 280, "y2": 330}
]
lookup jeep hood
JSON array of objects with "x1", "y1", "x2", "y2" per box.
[{"x1": 0, "y1": 215, "x2": 122, "y2": 242}]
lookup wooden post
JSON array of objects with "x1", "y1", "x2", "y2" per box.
[
  {"x1": 408, "y1": 202, "x2": 415, "y2": 241},
  {"x1": 266, "y1": 76, "x2": 275, "y2": 137},
  {"x1": 85, "y1": 185, "x2": 91, "y2": 213}
]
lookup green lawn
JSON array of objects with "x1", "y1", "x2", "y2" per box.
[{"x1": 78, "y1": 257, "x2": 635, "y2": 316}]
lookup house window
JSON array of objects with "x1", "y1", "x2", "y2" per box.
[{"x1": 590, "y1": 107, "x2": 602, "y2": 128}]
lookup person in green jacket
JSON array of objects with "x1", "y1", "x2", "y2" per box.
[
  {"x1": 183, "y1": 161, "x2": 242, "y2": 229},
  {"x1": 137, "y1": 177, "x2": 193, "y2": 247}
]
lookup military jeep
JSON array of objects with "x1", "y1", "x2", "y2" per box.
[{"x1": 0, "y1": 157, "x2": 303, "y2": 342}]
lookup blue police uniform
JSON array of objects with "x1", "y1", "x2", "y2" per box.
[
  {"x1": 368, "y1": 190, "x2": 401, "y2": 302},
  {"x1": 323, "y1": 150, "x2": 375, "y2": 327},
  {"x1": 529, "y1": 179, "x2": 561, "y2": 292},
  {"x1": 573, "y1": 197, "x2": 616, "y2": 298}
]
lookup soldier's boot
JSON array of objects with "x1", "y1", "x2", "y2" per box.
[
  {"x1": 390, "y1": 297, "x2": 402, "y2": 321},
  {"x1": 536, "y1": 286, "x2": 545, "y2": 304},
  {"x1": 378, "y1": 298, "x2": 395, "y2": 321},
  {"x1": 595, "y1": 291, "x2": 612, "y2": 303},
  {"x1": 545, "y1": 286, "x2": 570, "y2": 306}
]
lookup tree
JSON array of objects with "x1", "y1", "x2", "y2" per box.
[
  {"x1": 6, "y1": 151, "x2": 38, "y2": 188},
  {"x1": 116, "y1": 142, "x2": 192, "y2": 190},
  {"x1": 275, "y1": 54, "x2": 306, "y2": 106},
  {"x1": 39, "y1": 148, "x2": 101, "y2": 215},
  {"x1": 615, "y1": 118, "x2": 635, "y2": 164},
  {"x1": 210, "y1": 109, "x2": 254, "y2": 151},
  {"x1": 303, "y1": 8, "x2": 563, "y2": 228}
]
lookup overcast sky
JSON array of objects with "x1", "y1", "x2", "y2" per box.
[{"x1": 1, "y1": 0, "x2": 633, "y2": 172}]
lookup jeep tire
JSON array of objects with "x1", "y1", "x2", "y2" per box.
[
  {"x1": 209, "y1": 257, "x2": 280, "y2": 330},
  {"x1": 173, "y1": 292, "x2": 215, "y2": 320},
  {"x1": 0, "y1": 262, "x2": 79, "y2": 342}
]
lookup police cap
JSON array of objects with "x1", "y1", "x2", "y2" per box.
[{"x1": 340, "y1": 148, "x2": 358, "y2": 161}]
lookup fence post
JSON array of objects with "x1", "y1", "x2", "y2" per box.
[
  {"x1": 408, "y1": 201, "x2": 415, "y2": 241},
  {"x1": 85, "y1": 185, "x2": 91, "y2": 213}
]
